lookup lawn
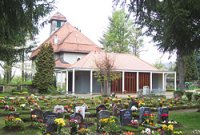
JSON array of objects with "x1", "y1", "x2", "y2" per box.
[{"x1": 170, "y1": 111, "x2": 200, "y2": 135}]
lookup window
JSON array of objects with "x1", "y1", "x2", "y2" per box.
[{"x1": 57, "y1": 21, "x2": 61, "y2": 28}]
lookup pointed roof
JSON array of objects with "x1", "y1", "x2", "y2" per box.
[
  {"x1": 31, "y1": 22, "x2": 101, "y2": 59},
  {"x1": 49, "y1": 12, "x2": 67, "y2": 22},
  {"x1": 69, "y1": 51, "x2": 159, "y2": 71}
]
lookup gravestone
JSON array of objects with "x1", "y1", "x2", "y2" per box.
[
  {"x1": 43, "y1": 111, "x2": 57, "y2": 123},
  {"x1": 46, "y1": 114, "x2": 57, "y2": 134},
  {"x1": 157, "y1": 107, "x2": 169, "y2": 122},
  {"x1": 75, "y1": 106, "x2": 86, "y2": 119},
  {"x1": 0, "y1": 86, "x2": 4, "y2": 93},
  {"x1": 70, "y1": 113, "x2": 84, "y2": 124},
  {"x1": 129, "y1": 98, "x2": 138, "y2": 109},
  {"x1": 97, "y1": 110, "x2": 110, "y2": 131},
  {"x1": 8, "y1": 112, "x2": 20, "y2": 119},
  {"x1": 120, "y1": 109, "x2": 132, "y2": 126},
  {"x1": 139, "y1": 107, "x2": 151, "y2": 123},
  {"x1": 96, "y1": 104, "x2": 106, "y2": 116},
  {"x1": 53, "y1": 105, "x2": 65, "y2": 113},
  {"x1": 112, "y1": 103, "x2": 118, "y2": 116},
  {"x1": 31, "y1": 109, "x2": 43, "y2": 122}
]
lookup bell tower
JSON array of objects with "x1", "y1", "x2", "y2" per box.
[{"x1": 49, "y1": 12, "x2": 67, "y2": 34}]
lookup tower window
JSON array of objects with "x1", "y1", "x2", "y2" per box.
[{"x1": 57, "y1": 21, "x2": 61, "y2": 28}]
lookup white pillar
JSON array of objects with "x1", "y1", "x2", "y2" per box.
[
  {"x1": 60, "y1": 71, "x2": 63, "y2": 89},
  {"x1": 174, "y1": 72, "x2": 177, "y2": 91},
  {"x1": 90, "y1": 70, "x2": 93, "y2": 95},
  {"x1": 162, "y1": 72, "x2": 165, "y2": 92},
  {"x1": 150, "y1": 72, "x2": 152, "y2": 92},
  {"x1": 122, "y1": 71, "x2": 125, "y2": 93},
  {"x1": 136, "y1": 72, "x2": 139, "y2": 92},
  {"x1": 72, "y1": 69, "x2": 75, "y2": 95},
  {"x1": 56, "y1": 72, "x2": 59, "y2": 89},
  {"x1": 65, "y1": 71, "x2": 68, "y2": 94}
]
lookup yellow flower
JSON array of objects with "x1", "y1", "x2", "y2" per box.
[
  {"x1": 168, "y1": 124, "x2": 173, "y2": 131},
  {"x1": 162, "y1": 124, "x2": 168, "y2": 130},
  {"x1": 54, "y1": 118, "x2": 65, "y2": 127},
  {"x1": 15, "y1": 118, "x2": 22, "y2": 122}
]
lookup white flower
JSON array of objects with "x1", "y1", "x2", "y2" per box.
[
  {"x1": 131, "y1": 106, "x2": 138, "y2": 111},
  {"x1": 145, "y1": 128, "x2": 151, "y2": 135}
]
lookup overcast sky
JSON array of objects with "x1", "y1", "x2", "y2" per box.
[{"x1": 36, "y1": 0, "x2": 176, "y2": 64}]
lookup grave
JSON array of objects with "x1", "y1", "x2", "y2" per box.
[
  {"x1": 157, "y1": 107, "x2": 169, "y2": 123},
  {"x1": 31, "y1": 109, "x2": 43, "y2": 122},
  {"x1": 75, "y1": 106, "x2": 86, "y2": 119},
  {"x1": 139, "y1": 107, "x2": 151, "y2": 123},
  {"x1": 70, "y1": 113, "x2": 84, "y2": 124},
  {"x1": 96, "y1": 104, "x2": 106, "y2": 116},
  {"x1": 97, "y1": 110, "x2": 110, "y2": 131},
  {"x1": 120, "y1": 109, "x2": 132, "y2": 126},
  {"x1": 46, "y1": 114, "x2": 57, "y2": 134},
  {"x1": 129, "y1": 98, "x2": 138, "y2": 109},
  {"x1": 43, "y1": 111, "x2": 57, "y2": 123}
]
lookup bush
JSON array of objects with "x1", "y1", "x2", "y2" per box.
[
  {"x1": 174, "y1": 91, "x2": 184, "y2": 98},
  {"x1": 185, "y1": 92, "x2": 193, "y2": 101}
]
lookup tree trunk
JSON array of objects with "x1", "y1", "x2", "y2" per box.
[{"x1": 177, "y1": 51, "x2": 185, "y2": 90}]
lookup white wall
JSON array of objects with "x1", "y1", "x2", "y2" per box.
[{"x1": 63, "y1": 53, "x2": 86, "y2": 64}]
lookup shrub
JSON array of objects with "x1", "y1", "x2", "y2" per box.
[
  {"x1": 174, "y1": 91, "x2": 184, "y2": 98},
  {"x1": 185, "y1": 92, "x2": 193, "y2": 101}
]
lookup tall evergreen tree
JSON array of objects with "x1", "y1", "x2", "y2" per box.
[
  {"x1": 100, "y1": 9, "x2": 143, "y2": 55},
  {"x1": 32, "y1": 43, "x2": 55, "y2": 93}
]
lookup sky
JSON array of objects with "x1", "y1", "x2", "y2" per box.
[{"x1": 36, "y1": 0, "x2": 177, "y2": 64}]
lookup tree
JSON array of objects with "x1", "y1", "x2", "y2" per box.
[
  {"x1": 95, "y1": 53, "x2": 120, "y2": 96},
  {"x1": 153, "y1": 61, "x2": 166, "y2": 70},
  {"x1": 32, "y1": 43, "x2": 55, "y2": 93},
  {"x1": 184, "y1": 52, "x2": 198, "y2": 82},
  {"x1": 115, "y1": 0, "x2": 200, "y2": 90},
  {"x1": 0, "y1": 0, "x2": 54, "y2": 46},
  {"x1": 100, "y1": 9, "x2": 143, "y2": 55}
]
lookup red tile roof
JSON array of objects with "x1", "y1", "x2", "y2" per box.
[
  {"x1": 55, "y1": 58, "x2": 71, "y2": 69},
  {"x1": 49, "y1": 12, "x2": 67, "y2": 22},
  {"x1": 31, "y1": 22, "x2": 101, "y2": 59},
  {"x1": 69, "y1": 51, "x2": 159, "y2": 71}
]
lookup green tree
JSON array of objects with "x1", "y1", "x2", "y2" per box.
[
  {"x1": 153, "y1": 60, "x2": 166, "y2": 70},
  {"x1": 95, "y1": 53, "x2": 120, "y2": 96},
  {"x1": 32, "y1": 43, "x2": 55, "y2": 93},
  {"x1": 0, "y1": 0, "x2": 54, "y2": 46},
  {"x1": 100, "y1": 10, "x2": 143, "y2": 55},
  {"x1": 115, "y1": 0, "x2": 200, "y2": 90},
  {"x1": 184, "y1": 52, "x2": 198, "y2": 82}
]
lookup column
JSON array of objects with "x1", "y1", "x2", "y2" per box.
[
  {"x1": 150, "y1": 72, "x2": 152, "y2": 92},
  {"x1": 60, "y1": 71, "x2": 63, "y2": 89},
  {"x1": 162, "y1": 72, "x2": 165, "y2": 92},
  {"x1": 90, "y1": 70, "x2": 93, "y2": 95},
  {"x1": 65, "y1": 70, "x2": 68, "y2": 94},
  {"x1": 122, "y1": 71, "x2": 125, "y2": 93},
  {"x1": 136, "y1": 72, "x2": 139, "y2": 92},
  {"x1": 174, "y1": 72, "x2": 177, "y2": 91},
  {"x1": 72, "y1": 69, "x2": 75, "y2": 95}
]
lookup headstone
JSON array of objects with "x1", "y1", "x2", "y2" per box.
[
  {"x1": 96, "y1": 104, "x2": 106, "y2": 115},
  {"x1": 143, "y1": 86, "x2": 150, "y2": 95},
  {"x1": 157, "y1": 107, "x2": 169, "y2": 122},
  {"x1": 43, "y1": 111, "x2": 57, "y2": 123},
  {"x1": 120, "y1": 109, "x2": 132, "y2": 126},
  {"x1": 70, "y1": 113, "x2": 84, "y2": 124},
  {"x1": 0, "y1": 86, "x2": 4, "y2": 93},
  {"x1": 139, "y1": 107, "x2": 151, "y2": 123},
  {"x1": 97, "y1": 110, "x2": 110, "y2": 130},
  {"x1": 112, "y1": 103, "x2": 118, "y2": 116},
  {"x1": 129, "y1": 98, "x2": 138, "y2": 109},
  {"x1": 46, "y1": 115, "x2": 57, "y2": 134},
  {"x1": 31, "y1": 109, "x2": 43, "y2": 122},
  {"x1": 75, "y1": 106, "x2": 86, "y2": 119},
  {"x1": 8, "y1": 112, "x2": 20, "y2": 119}
]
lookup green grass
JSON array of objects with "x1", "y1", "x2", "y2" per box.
[{"x1": 170, "y1": 111, "x2": 200, "y2": 135}]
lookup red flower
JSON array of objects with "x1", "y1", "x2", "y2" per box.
[{"x1": 161, "y1": 113, "x2": 168, "y2": 117}]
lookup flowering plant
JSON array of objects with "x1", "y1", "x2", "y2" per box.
[
  {"x1": 77, "y1": 128, "x2": 90, "y2": 135},
  {"x1": 5, "y1": 117, "x2": 24, "y2": 129},
  {"x1": 69, "y1": 118, "x2": 79, "y2": 128},
  {"x1": 162, "y1": 124, "x2": 173, "y2": 135},
  {"x1": 54, "y1": 118, "x2": 66, "y2": 135},
  {"x1": 131, "y1": 119, "x2": 139, "y2": 128}
]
